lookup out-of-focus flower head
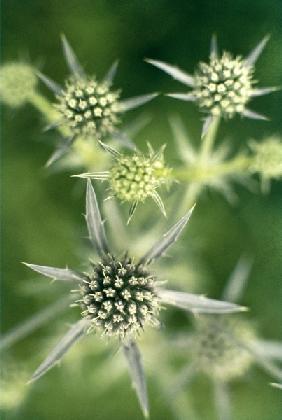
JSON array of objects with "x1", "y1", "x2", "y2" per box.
[
  {"x1": 249, "y1": 136, "x2": 282, "y2": 192},
  {"x1": 0, "y1": 62, "x2": 37, "y2": 108}
]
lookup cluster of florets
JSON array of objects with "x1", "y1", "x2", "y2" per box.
[
  {"x1": 56, "y1": 77, "x2": 121, "y2": 138},
  {"x1": 110, "y1": 153, "x2": 169, "y2": 203},
  {"x1": 193, "y1": 53, "x2": 253, "y2": 118},
  {"x1": 250, "y1": 137, "x2": 282, "y2": 180},
  {"x1": 75, "y1": 254, "x2": 160, "y2": 339},
  {"x1": 0, "y1": 63, "x2": 37, "y2": 108},
  {"x1": 192, "y1": 316, "x2": 253, "y2": 381}
]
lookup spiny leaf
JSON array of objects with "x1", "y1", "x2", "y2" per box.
[
  {"x1": 158, "y1": 289, "x2": 247, "y2": 314},
  {"x1": 103, "y1": 60, "x2": 119, "y2": 84},
  {"x1": 145, "y1": 58, "x2": 194, "y2": 87},
  {"x1": 123, "y1": 340, "x2": 149, "y2": 418},
  {"x1": 86, "y1": 179, "x2": 110, "y2": 256},
  {"x1": 23, "y1": 263, "x2": 86, "y2": 282},
  {"x1": 98, "y1": 140, "x2": 121, "y2": 158},
  {"x1": 139, "y1": 206, "x2": 195, "y2": 265},
  {"x1": 0, "y1": 296, "x2": 72, "y2": 351},
  {"x1": 119, "y1": 93, "x2": 158, "y2": 112},
  {"x1": 37, "y1": 71, "x2": 62, "y2": 95},
  {"x1": 210, "y1": 34, "x2": 218, "y2": 59},
  {"x1": 167, "y1": 93, "x2": 196, "y2": 102},
  {"x1": 245, "y1": 35, "x2": 270, "y2": 66},
  {"x1": 243, "y1": 108, "x2": 269, "y2": 121},
  {"x1": 251, "y1": 86, "x2": 280, "y2": 97},
  {"x1": 28, "y1": 319, "x2": 90, "y2": 383},
  {"x1": 61, "y1": 34, "x2": 85, "y2": 78}
]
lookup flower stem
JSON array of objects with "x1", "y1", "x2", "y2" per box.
[
  {"x1": 28, "y1": 92, "x2": 70, "y2": 137},
  {"x1": 172, "y1": 155, "x2": 251, "y2": 183},
  {"x1": 200, "y1": 116, "x2": 221, "y2": 163}
]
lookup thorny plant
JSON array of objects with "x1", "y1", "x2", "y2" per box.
[
  {"x1": 23, "y1": 180, "x2": 243, "y2": 416},
  {"x1": 1, "y1": 34, "x2": 282, "y2": 419}
]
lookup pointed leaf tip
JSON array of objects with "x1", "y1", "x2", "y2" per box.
[
  {"x1": 23, "y1": 262, "x2": 85, "y2": 282},
  {"x1": 123, "y1": 340, "x2": 149, "y2": 418},
  {"x1": 245, "y1": 35, "x2": 270, "y2": 66},
  {"x1": 36, "y1": 71, "x2": 62, "y2": 95},
  {"x1": 119, "y1": 93, "x2": 158, "y2": 112},
  {"x1": 158, "y1": 289, "x2": 246, "y2": 314},
  {"x1": 139, "y1": 205, "x2": 195, "y2": 265},
  {"x1": 145, "y1": 58, "x2": 194, "y2": 87},
  {"x1": 61, "y1": 34, "x2": 85, "y2": 78},
  {"x1": 86, "y1": 179, "x2": 110, "y2": 256},
  {"x1": 29, "y1": 319, "x2": 89, "y2": 383}
]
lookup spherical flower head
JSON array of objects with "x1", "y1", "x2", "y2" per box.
[
  {"x1": 56, "y1": 77, "x2": 121, "y2": 138},
  {"x1": 77, "y1": 254, "x2": 160, "y2": 339},
  {"x1": 193, "y1": 52, "x2": 253, "y2": 118},
  {"x1": 250, "y1": 137, "x2": 282, "y2": 180},
  {"x1": 110, "y1": 152, "x2": 170, "y2": 203},
  {"x1": 192, "y1": 316, "x2": 254, "y2": 381},
  {"x1": 0, "y1": 63, "x2": 37, "y2": 108}
]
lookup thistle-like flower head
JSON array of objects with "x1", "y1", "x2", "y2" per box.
[
  {"x1": 75, "y1": 143, "x2": 171, "y2": 221},
  {"x1": 146, "y1": 36, "x2": 278, "y2": 136},
  {"x1": 193, "y1": 52, "x2": 253, "y2": 119},
  {"x1": 192, "y1": 316, "x2": 253, "y2": 381},
  {"x1": 250, "y1": 136, "x2": 282, "y2": 186},
  {"x1": 78, "y1": 254, "x2": 160, "y2": 338},
  {"x1": 0, "y1": 63, "x2": 37, "y2": 108},
  {"x1": 23, "y1": 180, "x2": 243, "y2": 417},
  {"x1": 56, "y1": 76, "x2": 120, "y2": 138},
  {"x1": 38, "y1": 35, "x2": 157, "y2": 165}
]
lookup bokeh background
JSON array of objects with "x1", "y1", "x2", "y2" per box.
[{"x1": 1, "y1": 1, "x2": 282, "y2": 419}]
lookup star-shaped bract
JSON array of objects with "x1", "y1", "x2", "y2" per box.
[
  {"x1": 38, "y1": 35, "x2": 158, "y2": 166},
  {"x1": 23, "y1": 180, "x2": 244, "y2": 417},
  {"x1": 146, "y1": 36, "x2": 278, "y2": 137}
]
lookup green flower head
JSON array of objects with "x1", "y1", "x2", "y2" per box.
[
  {"x1": 192, "y1": 316, "x2": 254, "y2": 381},
  {"x1": 56, "y1": 77, "x2": 121, "y2": 138},
  {"x1": 77, "y1": 254, "x2": 160, "y2": 339},
  {"x1": 146, "y1": 36, "x2": 278, "y2": 136},
  {"x1": 75, "y1": 143, "x2": 171, "y2": 221},
  {"x1": 250, "y1": 136, "x2": 282, "y2": 181},
  {"x1": 193, "y1": 52, "x2": 253, "y2": 119},
  {"x1": 38, "y1": 35, "x2": 157, "y2": 166},
  {"x1": 0, "y1": 63, "x2": 37, "y2": 108}
]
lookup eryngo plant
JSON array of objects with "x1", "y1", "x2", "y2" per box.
[
  {"x1": 23, "y1": 180, "x2": 244, "y2": 417},
  {"x1": 74, "y1": 141, "x2": 171, "y2": 221},
  {"x1": 168, "y1": 257, "x2": 282, "y2": 419},
  {"x1": 37, "y1": 35, "x2": 157, "y2": 165},
  {"x1": 146, "y1": 36, "x2": 278, "y2": 136}
]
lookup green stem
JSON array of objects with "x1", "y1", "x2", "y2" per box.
[
  {"x1": 200, "y1": 116, "x2": 221, "y2": 163},
  {"x1": 28, "y1": 92, "x2": 70, "y2": 137},
  {"x1": 172, "y1": 155, "x2": 251, "y2": 183}
]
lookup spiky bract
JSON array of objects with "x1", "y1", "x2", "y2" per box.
[
  {"x1": 250, "y1": 137, "x2": 282, "y2": 180},
  {"x1": 110, "y1": 153, "x2": 169, "y2": 203},
  {"x1": 192, "y1": 316, "x2": 254, "y2": 381},
  {"x1": 193, "y1": 53, "x2": 253, "y2": 118},
  {"x1": 56, "y1": 77, "x2": 120, "y2": 138},
  {"x1": 76, "y1": 254, "x2": 160, "y2": 339},
  {"x1": 0, "y1": 63, "x2": 37, "y2": 108}
]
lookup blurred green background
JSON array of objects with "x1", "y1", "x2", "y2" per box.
[{"x1": 1, "y1": 1, "x2": 282, "y2": 419}]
